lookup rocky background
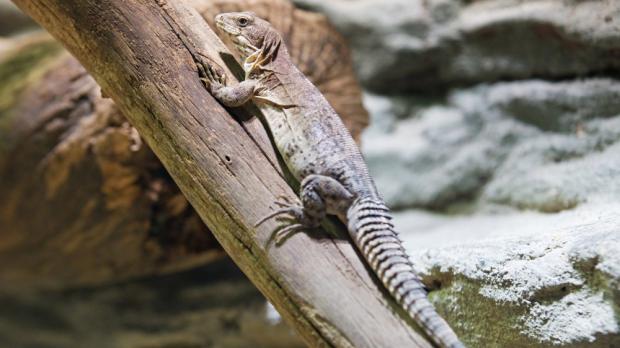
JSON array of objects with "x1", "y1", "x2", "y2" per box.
[
  {"x1": 1, "y1": 0, "x2": 619, "y2": 347},
  {"x1": 292, "y1": 0, "x2": 619, "y2": 347}
]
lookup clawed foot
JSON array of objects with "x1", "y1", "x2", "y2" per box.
[
  {"x1": 271, "y1": 223, "x2": 308, "y2": 246},
  {"x1": 254, "y1": 196, "x2": 298, "y2": 226},
  {"x1": 198, "y1": 61, "x2": 227, "y2": 92},
  {"x1": 255, "y1": 196, "x2": 310, "y2": 245}
]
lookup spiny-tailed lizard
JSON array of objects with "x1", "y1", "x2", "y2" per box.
[{"x1": 201, "y1": 11, "x2": 464, "y2": 348}]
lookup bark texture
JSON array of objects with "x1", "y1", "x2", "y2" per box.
[
  {"x1": 6, "y1": 0, "x2": 428, "y2": 347},
  {"x1": 0, "y1": 0, "x2": 367, "y2": 290}
]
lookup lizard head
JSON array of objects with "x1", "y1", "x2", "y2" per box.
[{"x1": 215, "y1": 12, "x2": 282, "y2": 70}]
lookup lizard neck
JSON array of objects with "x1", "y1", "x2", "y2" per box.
[
  {"x1": 244, "y1": 44, "x2": 292, "y2": 79},
  {"x1": 268, "y1": 45, "x2": 291, "y2": 67}
]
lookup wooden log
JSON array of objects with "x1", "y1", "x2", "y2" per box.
[
  {"x1": 0, "y1": 0, "x2": 366, "y2": 290},
  {"x1": 11, "y1": 1, "x2": 431, "y2": 347}
]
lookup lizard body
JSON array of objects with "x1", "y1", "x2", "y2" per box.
[{"x1": 204, "y1": 12, "x2": 464, "y2": 348}]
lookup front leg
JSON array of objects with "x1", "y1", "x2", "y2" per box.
[
  {"x1": 200, "y1": 63, "x2": 259, "y2": 107},
  {"x1": 211, "y1": 79, "x2": 259, "y2": 107}
]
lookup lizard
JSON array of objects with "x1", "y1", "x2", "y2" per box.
[{"x1": 201, "y1": 11, "x2": 465, "y2": 348}]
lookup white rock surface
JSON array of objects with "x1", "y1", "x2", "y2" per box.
[
  {"x1": 284, "y1": 1, "x2": 618, "y2": 346},
  {"x1": 361, "y1": 77, "x2": 620, "y2": 346},
  {"x1": 363, "y1": 79, "x2": 620, "y2": 212},
  {"x1": 314, "y1": 2, "x2": 620, "y2": 346},
  {"x1": 392, "y1": 204, "x2": 620, "y2": 347},
  {"x1": 294, "y1": 0, "x2": 620, "y2": 92}
]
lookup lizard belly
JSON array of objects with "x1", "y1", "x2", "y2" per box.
[{"x1": 260, "y1": 105, "x2": 317, "y2": 180}]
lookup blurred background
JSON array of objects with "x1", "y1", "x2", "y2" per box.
[{"x1": 1, "y1": 0, "x2": 619, "y2": 347}]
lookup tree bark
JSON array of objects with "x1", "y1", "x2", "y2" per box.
[
  {"x1": 11, "y1": 1, "x2": 431, "y2": 347},
  {"x1": 0, "y1": 0, "x2": 365, "y2": 290}
]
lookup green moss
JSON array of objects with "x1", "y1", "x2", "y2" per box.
[
  {"x1": 429, "y1": 278, "x2": 540, "y2": 348},
  {"x1": 573, "y1": 255, "x2": 620, "y2": 331},
  {"x1": 0, "y1": 34, "x2": 64, "y2": 154},
  {"x1": 592, "y1": 270, "x2": 620, "y2": 331}
]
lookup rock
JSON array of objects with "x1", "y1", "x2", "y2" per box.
[
  {"x1": 361, "y1": 78, "x2": 620, "y2": 345},
  {"x1": 363, "y1": 79, "x2": 620, "y2": 212},
  {"x1": 294, "y1": 0, "x2": 620, "y2": 92},
  {"x1": 310, "y1": 2, "x2": 620, "y2": 345},
  {"x1": 396, "y1": 203, "x2": 620, "y2": 347}
]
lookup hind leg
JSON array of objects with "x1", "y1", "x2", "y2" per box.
[{"x1": 256, "y1": 174, "x2": 353, "y2": 243}]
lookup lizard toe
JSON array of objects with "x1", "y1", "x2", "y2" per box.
[{"x1": 273, "y1": 223, "x2": 306, "y2": 246}]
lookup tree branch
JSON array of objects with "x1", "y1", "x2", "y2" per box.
[{"x1": 11, "y1": 0, "x2": 432, "y2": 347}]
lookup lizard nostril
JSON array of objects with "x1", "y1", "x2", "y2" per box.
[{"x1": 215, "y1": 14, "x2": 224, "y2": 26}]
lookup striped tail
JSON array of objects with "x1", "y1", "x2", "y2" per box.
[{"x1": 347, "y1": 197, "x2": 465, "y2": 348}]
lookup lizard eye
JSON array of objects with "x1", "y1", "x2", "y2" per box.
[{"x1": 238, "y1": 17, "x2": 249, "y2": 27}]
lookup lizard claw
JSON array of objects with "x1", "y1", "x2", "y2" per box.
[
  {"x1": 254, "y1": 205, "x2": 301, "y2": 227},
  {"x1": 255, "y1": 197, "x2": 314, "y2": 246},
  {"x1": 207, "y1": 65, "x2": 226, "y2": 84},
  {"x1": 254, "y1": 196, "x2": 302, "y2": 227},
  {"x1": 254, "y1": 208, "x2": 288, "y2": 227},
  {"x1": 273, "y1": 223, "x2": 306, "y2": 245},
  {"x1": 274, "y1": 200, "x2": 297, "y2": 208},
  {"x1": 199, "y1": 61, "x2": 227, "y2": 92},
  {"x1": 275, "y1": 194, "x2": 295, "y2": 204}
]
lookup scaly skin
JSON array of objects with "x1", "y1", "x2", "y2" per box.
[{"x1": 203, "y1": 12, "x2": 465, "y2": 348}]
